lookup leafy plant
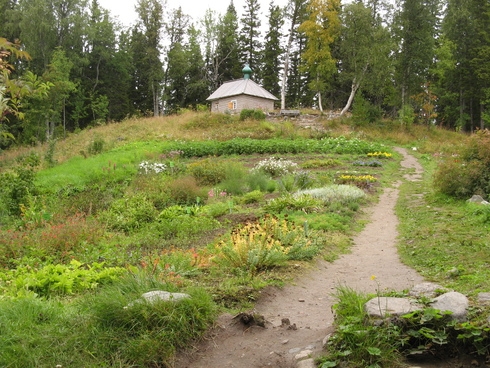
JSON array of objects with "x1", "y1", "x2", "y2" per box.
[
  {"x1": 188, "y1": 158, "x2": 227, "y2": 185},
  {"x1": 0, "y1": 152, "x2": 39, "y2": 216},
  {"x1": 367, "y1": 151, "x2": 392, "y2": 159},
  {"x1": 166, "y1": 175, "x2": 205, "y2": 205},
  {"x1": 296, "y1": 184, "x2": 366, "y2": 205},
  {"x1": 239, "y1": 108, "x2": 266, "y2": 121},
  {"x1": 87, "y1": 136, "x2": 105, "y2": 155},
  {"x1": 302, "y1": 158, "x2": 342, "y2": 169},
  {"x1": 336, "y1": 173, "x2": 378, "y2": 189},
  {"x1": 213, "y1": 215, "x2": 322, "y2": 274},
  {"x1": 0, "y1": 259, "x2": 126, "y2": 298},
  {"x1": 264, "y1": 194, "x2": 322, "y2": 213},
  {"x1": 353, "y1": 159, "x2": 383, "y2": 167},
  {"x1": 99, "y1": 193, "x2": 158, "y2": 233}
]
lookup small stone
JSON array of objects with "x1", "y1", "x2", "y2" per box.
[
  {"x1": 287, "y1": 323, "x2": 297, "y2": 330},
  {"x1": 296, "y1": 358, "x2": 316, "y2": 368},
  {"x1": 288, "y1": 347, "x2": 301, "y2": 354},
  {"x1": 298, "y1": 299, "x2": 305, "y2": 302},
  {"x1": 295, "y1": 349, "x2": 312, "y2": 360},
  {"x1": 282, "y1": 339, "x2": 289, "y2": 345}
]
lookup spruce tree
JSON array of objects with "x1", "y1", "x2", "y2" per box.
[{"x1": 262, "y1": 2, "x2": 284, "y2": 99}]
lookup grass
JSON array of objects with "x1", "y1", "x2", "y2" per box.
[{"x1": 0, "y1": 111, "x2": 488, "y2": 366}]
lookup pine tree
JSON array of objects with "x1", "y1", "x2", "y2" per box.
[
  {"x1": 282, "y1": 0, "x2": 309, "y2": 109},
  {"x1": 132, "y1": 0, "x2": 164, "y2": 116},
  {"x1": 394, "y1": 0, "x2": 441, "y2": 106},
  {"x1": 239, "y1": 0, "x2": 262, "y2": 81},
  {"x1": 215, "y1": 2, "x2": 241, "y2": 85},
  {"x1": 262, "y1": 2, "x2": 284, "y2": 99}
]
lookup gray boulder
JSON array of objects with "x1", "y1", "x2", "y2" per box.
[
  {"x1": 468, "y1": 195, "x2": 489, "y2": 205},
  {"x1": 125, "y1": 290, "x2": 190, "y2": 308},
  {"x1": 430, "y1": 291, "x2": 468, "y2": 321},
  {"x1": 365, "y1": 297, "x2": 422, "y2": 318}
]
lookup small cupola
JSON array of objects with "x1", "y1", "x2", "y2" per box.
[{"x1": 242, "y1": 64, "x2": 252, "y2": 80}]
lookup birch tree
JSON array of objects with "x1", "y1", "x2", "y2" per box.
[{"x1": 298, "y1": 0, "x2": 340, "y2": 112}]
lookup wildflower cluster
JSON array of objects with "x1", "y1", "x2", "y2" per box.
[
  {"x1": 337, "y1": 174, "x2": 377, "y2": 189},
  {"x1": 214, "y1": 215, "x2": 320, "y2": 273},
  {"x1": 208, "y1": 188, "x2": 228, "y2": 198},
  {"x1": 138, "y1": 161, "x2": 167, "y2": 174},
  {"x1": 367, "y1": 151, "x2": 392, "y2": 159},
  {"x1": 251, "y1": 157, "x2": 298, "y2": 177}
]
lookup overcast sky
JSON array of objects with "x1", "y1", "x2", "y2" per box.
[{"x1": 98, "y1": 0, "x2": 289, "y2": 28}]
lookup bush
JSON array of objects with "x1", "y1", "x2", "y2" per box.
[
  {"x1": 167, "y1": 175, "x2": 205, "y2": 205},
  {"x1": 264, "y1": 194, "x2": 322, "y2": 213},
  {"x1": 87, "y1": 136, "x2": 105, "y2": 155},
  {"x1": 239, "y1": 190, "x2": 265, "y2": 204},
  {"x1": 352, "y1": 95, "x2": 383, "y2": 125},
  {"x1": 434, "y1": 131, "x2": 490, "y2": 198},
  {"x1": 0, "y1": 152, "x2": 39, "y2": 217},
  {"x1": 188, "y1": 158, "x2": 227, "y2": 185},
  {"x1": 100, "y1": 193, "x2": 158, "y2": 233},
  {"x1": 218, "y1": 162, "x2": 248, "y2": 195},
  {"x1": 239, "y1": 109, "x2": 266, "y2": 121},
  {"x1": 213, "y1": 215, "x2": 322, "y2": 274},
  {"x1": 246, "y1": 171, "x2": 276, "y2": 192}
]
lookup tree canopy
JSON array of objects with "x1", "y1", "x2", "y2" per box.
[{"x1": 0, "y1": 0, "x2": 489, "y2": 148}]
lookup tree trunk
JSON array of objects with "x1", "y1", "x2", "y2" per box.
[
  {"x1": 281, "y1": 1, "x2": 302, "y2": 110},
  {"x1": 340, "y1": 80, "x2": 360, "y2": 116}
]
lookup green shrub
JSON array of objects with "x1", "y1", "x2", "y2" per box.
[
  {"x1": 87, "y1": 136, "x2": 105, "y2": 155},
  {"x1": 0, "y1": 260, "x2": 126, "y2": 298},
  {"x1": 100, "y1": 193, "x2": 158, "y2": 233},
  {"x1": 352, "y1": 94, "x2": 383, "y2": 125},
  {"x1": 154, "y1": 210, "x2": 220, "y2": 240},
  {"x1": 434, "y1": 131, "x2": 490, "y2": 198},
  {"x1": 213, "y1": 215, "x2": 322, "y2": 274},
  {"x1": 188, "y1": 158, "x2": 227, "y2": 185},
  {"x1": 302, "y1": 158, "x2": 341, "y2": 169},
  {"x1": 167, "y1": 175, "x2": 205, "y2": 205},
  {"x1": 203, "y1": 201, "x2": 231, "y2": 217},
  {"x1": 239, "y1": 190, "x2": 265, "y2": 204},
  {"x1": 264, "y1": 194, "x2": 322, "y2": 213},
  {"x1": 218, "y1": 162, "x2": 248, "y2": 195},
  {"x1": 398, "y1": 103, "x2": 415, "y2": 129},
  {"x1": 246, "y1": 171, "x2": 276, "y2": 192},
  {"x1": 0, "y1": 152, "x2": 39, "y2": 217},
  {"x1": 239, "y1": 109, "x2": 266, "y2": 121}
]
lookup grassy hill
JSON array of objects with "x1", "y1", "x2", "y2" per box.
[{"x1": 0, "y1": 111, "x2": 488, "y2": 367}]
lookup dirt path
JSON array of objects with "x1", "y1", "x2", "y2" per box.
[{"x1": 175, "y1": 147, "x2": 426, "y2": 368}]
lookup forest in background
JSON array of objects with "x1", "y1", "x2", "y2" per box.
[{"x1": 1, "y1": 0, "x2": 490, "y2": 148}]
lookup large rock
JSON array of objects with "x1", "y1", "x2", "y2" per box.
[
  {"x1": 430, "y1": 291, "x2": 468, "y2": 321},
  {"x1": 125, "y1": 290, "x2": 190, "y2": 308},
  {"x1": 409, "y1": 282, "x2": 451, "y2": 299},
  {"x1": 365, "y1": 297, "x2": 422, "y2": 318},
  {"x1": 467, "y1": 195, "x2": 489, "y2": 205}
]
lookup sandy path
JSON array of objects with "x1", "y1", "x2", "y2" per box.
[{"x1": 175, "y1": 147, "x2": 426, "y2": 368}]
